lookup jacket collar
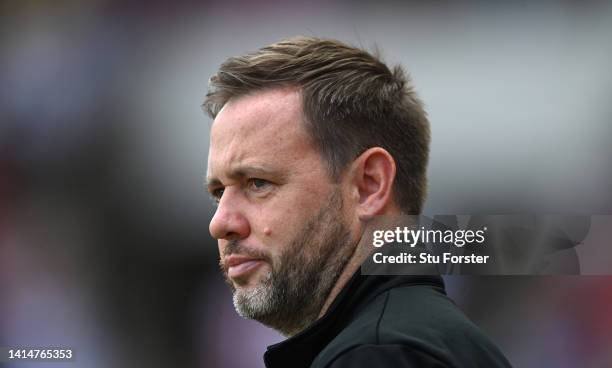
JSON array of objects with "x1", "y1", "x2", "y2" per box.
[{"x1": 263, "y1": 272, "x2": 444, "y2": 368}]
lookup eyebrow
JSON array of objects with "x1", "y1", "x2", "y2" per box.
[{"x1": 206, "y1": 165, "x2": 282, "y2": 190}]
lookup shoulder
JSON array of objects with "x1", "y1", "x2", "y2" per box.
[{"x1": 311, "y1": 285, "x2": 511, "y2": 368}]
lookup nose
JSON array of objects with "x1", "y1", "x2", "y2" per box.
[{"x1": 209, "y1": 188, "x2": 250, "y2": 241}]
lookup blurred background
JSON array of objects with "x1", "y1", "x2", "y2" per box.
[{"x1": 1, "y1": 0, "x2": 611, "y2": 367}]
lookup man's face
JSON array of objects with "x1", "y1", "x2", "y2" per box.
[{"x1": 207, "y1": 87, "x2": 355, "y2": 335}]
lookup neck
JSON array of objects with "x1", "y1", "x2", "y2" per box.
[
  {"x1": 317, "y1": 234, "x2": 371, "y2": 319},
  {"x1": 316, "y1": 209, "x2": 403, "y2": 319}
]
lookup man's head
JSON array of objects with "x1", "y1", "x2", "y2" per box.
[
  {"x1": 205, "y1": 36, "x2": 430, "y2": 214},
  {"x1": 204, "y1": 36, "x2": 430, "y2": 335}
]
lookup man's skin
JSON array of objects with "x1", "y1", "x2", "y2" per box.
[{"x1": 207, "y1": 86, "x2": 401, "y2": 325}]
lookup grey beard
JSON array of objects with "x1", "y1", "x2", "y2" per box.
[
  {"x1": 232, "y1": 271, "x2": 275, "y2": 323},
  {"x1": 229, "y1": 191, "x2": 353, "y2": 337}
]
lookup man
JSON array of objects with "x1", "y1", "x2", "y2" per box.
[{"x1": 204, "y1": 36, "x2": 511, "y2": 367}]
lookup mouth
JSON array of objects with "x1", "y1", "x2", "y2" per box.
[{"x1": 225, "y1": 255, "x2": 265, "y2": 279}]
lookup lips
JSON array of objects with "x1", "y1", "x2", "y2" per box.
[{"x1": 225, "y1": 255, "x2": 265, "y2": 279}]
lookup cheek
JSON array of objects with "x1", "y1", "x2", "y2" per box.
[
  {"x1": 258, "y1": 210, "x2": 299, "y2": 243},
  {"x1": 255, "y1": 181, "x2": 329, "y2": 241}
]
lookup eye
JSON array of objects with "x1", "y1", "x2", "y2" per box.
[
  {"x1": 210, "y1": 187, "x2": 225, "y2": 202},
  {"x1": 248, "y1": 178, "x2": 271, "y2": 191}
]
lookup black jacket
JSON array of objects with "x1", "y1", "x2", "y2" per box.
[{"x1": 264, "y1": 273, "x2": 512, "y2": 368}]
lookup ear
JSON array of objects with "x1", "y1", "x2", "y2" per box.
[{"x1": 347, "y1": 147, "x2": 397, "y2": 221}]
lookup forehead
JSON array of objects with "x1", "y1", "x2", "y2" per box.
[{"x1": 207, "y1": 87, "x2": 318, "y2": 177}]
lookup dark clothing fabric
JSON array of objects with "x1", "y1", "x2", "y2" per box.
[{"x1": 264, "y1": 273, "x2": 512, "y2": 368}]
